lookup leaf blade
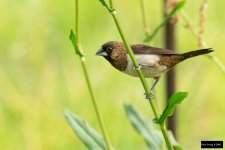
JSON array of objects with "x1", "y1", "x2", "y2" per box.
[
  {"x1": 124, "y1": 104, "x2": 184, "y2": 149},
  {"x1": 98, "y1": 0, "x2": 113, "y2": 12},
  {"x1": 124, "y1": 104, "x2": 162, "y2": 150},
  {"x1": 69, "y1": 30, "x2": 84, "y2": 57},
  {"x1": 64, "y1": 109, "x2": 107, "y2": 150},
  {"x1": 157, "y1": 92, "x2": 188, "y2": 124}
]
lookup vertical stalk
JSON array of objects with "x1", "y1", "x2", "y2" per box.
[
  {"x1": 80, "y1": 59, "x2": 112, "y2": 150},
  {"x1": 161, "y1": 125, "x2": 174, "y2": 150},
  {"x1": 75, "y1": 0, "x2": 79, "y2": 43},
  {"x1": 164, "y1": 0, "x2": 177, "y2": 137},
  {"x1": 139, "y1": 0, "x2": 149, "y2": 36},
  {"x1": 74, "y1": 0, "x2": 112, "y2": 149},
  {"x1": 111, "y1": 11, "x2": 160, "y2": 120},
  {"x1": 107, "y1": 0, "x2": 174, "y2": 149},
  {"x1": 180, "y1": 10, "x2": 225, "y2": 75}
]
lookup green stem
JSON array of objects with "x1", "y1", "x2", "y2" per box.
[
  {"x1": 80, "y1": 57, "x2": 112, "y2": 150},
  {"x1": 109, "y1": 0, "x2": 113, "y2": 9},
  {"x1": 111, "y1": 12, "x2": 159, "y2": 119},
  {"x1": 107, "y1": 1, "x2": 173, "y2": 149},
  {"x1": 74, "y1": 0, "x2": 112, "y2": 149},
  {"x1": 207, "y1": 55, "x2": 225, "y2": 74},
  {"x1": 161, "y1": 125, "x2": 174, "y2": 150},
  {"x1": 180, "y1": 10, "x2": 225, "y2": 75},
  {"x1": 139, "y1": 0, "x2": 149, "y2": 36},
  {"x1": 75, "y1": 0, "x2": 79, "y2": 43}
]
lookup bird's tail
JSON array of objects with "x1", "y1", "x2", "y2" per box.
[{"x1": 181, "y1": 48, "x2": 213, "y2": 60}]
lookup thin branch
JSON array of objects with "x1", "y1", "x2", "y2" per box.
[
  {"x1": 71, "y1": 0, "x2": 113, "y2": 149},
  {"x1": 108, "y1": 1, "x2": 159, "y2": 119},
  {"x1": 75, "y1": 0, "x2": 79, "y2": 43},
  {"x1": 139, "y1": 0, "x2": 149, "y2": 36},
  {"x1": 109, "y1": 0, "x2": 113, "y2": 9},
  {"x1": 144, "y1": 1, "x2": 185, "y2": 43},
  {"x1": 180, "y1": 10, "x2": 225, "y2": 74},
  {"x1": 198, "y1": 0, "x2": 208, "y2": 47}
]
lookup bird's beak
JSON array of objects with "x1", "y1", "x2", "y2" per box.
[{"x1": 96, "y1": 48, "x2": 108, "y2": 56}]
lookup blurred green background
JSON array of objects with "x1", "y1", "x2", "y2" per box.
[{"x1": 0, "y1": 0, "x2": 225, "y2": 149}]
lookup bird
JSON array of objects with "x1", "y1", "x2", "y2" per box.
[{"x1": 96, "y1": 41, "x2": 213, "y2": 98}]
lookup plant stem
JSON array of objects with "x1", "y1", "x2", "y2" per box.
[
  {"x1": 107, "y1": 1, "x2": 174, "y2": 149},
  {"x1": 75, "y1": 0, "x2": 79, "y2": 43},
  {"x1": 180, "y1": 10, "x2": 225, "y2": 75},
  {"x1": 74, "y1": 1, "x2": 112, "y2": 149},
  {"x1": 80, "y1": 58, "x2": 112, "y2": 150},
  {"x1": 109, "y1": 0, "x2": 113, "y2": 9},
  {"x1": 207, "y1": 55, "x2": 225, "y2": 73},
  {"x1": 161, "y1": 125, "x2": 174, "y2": 150},
  {"x1": 111, "y1": 12, "x2": 159, "y2": 119},
  {"x1": 139, "y1": 0, "x2": 149, "y2": 36}
]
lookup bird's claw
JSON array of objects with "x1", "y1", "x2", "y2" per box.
[
  {"x1": 144, "y1": 92, "x2": 155, "y2": 99},
  {"x1": 133, "y1": 65, "x2": 142, "y2": 71}
]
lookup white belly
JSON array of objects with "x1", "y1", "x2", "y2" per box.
[{"x1": 124, "y1": 54, "x2": 167, "y2": 78}]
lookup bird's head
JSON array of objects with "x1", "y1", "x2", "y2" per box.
[
  {"x1": 96, "y1": 41, "x2": 126, "y2": 60},
  {"x1": 96, "y1": 41, "x2": 128, "y2": 71}
]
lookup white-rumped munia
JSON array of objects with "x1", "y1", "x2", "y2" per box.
[{"x1": 96, "y1": 41, "x2": 213, "y2": 97}]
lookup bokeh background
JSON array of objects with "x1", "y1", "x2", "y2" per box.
[{"x1": 1, "y1": 0, "x2": 225, "y2": 149}]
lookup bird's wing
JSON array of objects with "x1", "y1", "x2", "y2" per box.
[
  {"x1": 131, "y1": 44, "x2": 179, "y2": 55},
  {"x1": 134, "y1": 54, "x2": 159, "y2": 68}
]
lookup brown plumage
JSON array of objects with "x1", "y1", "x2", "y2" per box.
[
  {"x1": 96, "y1": 41, "x2": 213, "y2": 95},
  {"x1": 100, "y1": 41, "x2": 128, "y2": 71},
  {"x1": 131, "y1": 44, "x2": 179, "y2": 55}
]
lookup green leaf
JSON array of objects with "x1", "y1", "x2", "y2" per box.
[
  {"x1": 64, "y1": 109, "x2": 107, "y2": 150},
  {"x1": 157, "y1": 92, "x2": 188, "y2": 124},
  {"x1": 98, "y1": 0, "x2": 108, "y2": 8},
  {"x1": 69, "y1": 30, "x2": 84, "y2": 57},
  {"x1": 98, "y1": 0, "x2": 113, "y2": 12},
  {"x1": 124, "y1": 104, "x2": 184, "y2": 149},
  {"x1": 124, "y1": 103, "x2": 162, "y2": 150},
  {"x1": 144, "y1": 0, "x2": 186, "y2": 42}
]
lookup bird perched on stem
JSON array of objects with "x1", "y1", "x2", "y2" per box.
[{"x1": 96, "y1": 41, "x2": 213, "y2": 97}]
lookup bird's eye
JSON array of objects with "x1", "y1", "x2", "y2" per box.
[{"x1": 106, "y1": 47, "x2": 112, "y2": 51}]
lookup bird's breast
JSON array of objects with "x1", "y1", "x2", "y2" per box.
[{"x1": 123, "y1": 54, "x2": 168, "y2": 78}]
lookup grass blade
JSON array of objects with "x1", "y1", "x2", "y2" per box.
[
  {"x1": 144, "y1": 0, "x2": 186, "y2": 42},
  {"x1": 64, "y1": 109, "x2": 107, "y2": 150}
]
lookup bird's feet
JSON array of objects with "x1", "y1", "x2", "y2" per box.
[
  {"x1": 144, "y1": 91, "x2": 155, "y2": 99},
  {"x1": 133, "y1": 65, "x2": 142, "y2": 71}
]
